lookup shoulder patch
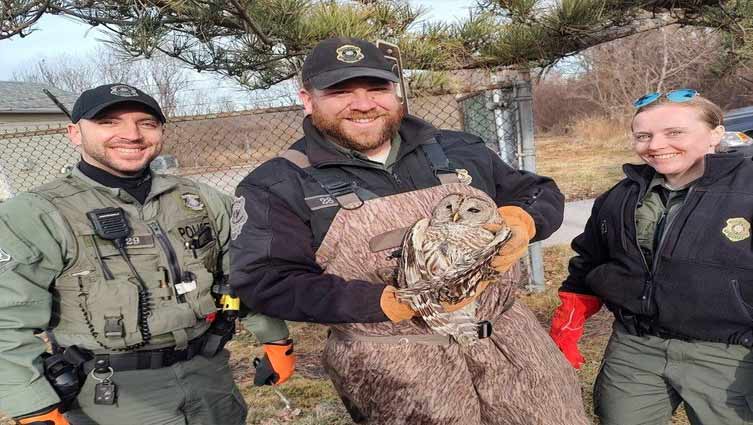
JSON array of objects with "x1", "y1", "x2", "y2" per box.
[
  {"x1": 231, "y1": 196, "x2": 248, "y2": 241},
  {"x1": 0, "y1": 247, "x2": 13, "y2": 272}
]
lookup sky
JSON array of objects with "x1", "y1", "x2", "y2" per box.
[{"x1": 0, "y1": 0, "x2": 476, "y2": 112}]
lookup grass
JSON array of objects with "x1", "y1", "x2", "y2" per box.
[{"x1": 536, "y1": 129, "x2": 638, "y2": 201}]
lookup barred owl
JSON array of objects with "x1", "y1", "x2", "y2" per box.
[{"x1": 395, "y1": 194, "x2": 511, "y2": 345}]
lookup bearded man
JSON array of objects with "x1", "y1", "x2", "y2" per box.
[{"x1": 230, "y1": 37, "x2": 588, "y2": 425}]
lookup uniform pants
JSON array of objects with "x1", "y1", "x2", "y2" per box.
[
  {"x1": 65, "y1": 350, "x2": 247, "y2": 425},
  {"x1": 595, "y1": 322, "x2": 753, "y2": 425}
]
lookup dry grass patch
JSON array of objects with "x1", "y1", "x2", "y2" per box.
[
  {"x1": 536, "y1": 116, "x2": 639, "y2": 201},
  {"x1": 229, "y1": 322, "x2": 353, "y2": 424}
]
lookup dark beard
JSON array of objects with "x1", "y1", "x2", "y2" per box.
[{"x1": 311, "y1": 106, "x2": 404, "y2": 153}]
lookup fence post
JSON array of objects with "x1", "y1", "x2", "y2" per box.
[
  {"x1": 491, "y1": 86, "x2": 515, "y2": 165},
  {"x1": 514, "y1": 77, "x2": 546, "y2": 292}
]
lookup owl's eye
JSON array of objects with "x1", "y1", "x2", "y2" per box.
[
  {"x1": 446, "y1": 204, "x2": 453, "y2": 210},
  {"x1": 467, "y1": 208, "x2": 480, "y2": 213}
]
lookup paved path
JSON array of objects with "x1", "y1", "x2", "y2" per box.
[{"x1": 542, "y1": 198, "x2": 595, "y2": 247}]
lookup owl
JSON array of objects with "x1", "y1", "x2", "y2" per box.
[{"x1": 395, "y1": 194, "x2": 511, "y2": 345}]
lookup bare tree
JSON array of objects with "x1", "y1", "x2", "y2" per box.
[
  {"x1": 532, "y1": 24, "x2": 753, "y2": 133},
  {"x1": 577, "y1": 26, "x2": 723, "y2": 118},
  {"x1": 12, "y1": 55, "x2": 97, "y2": 94},
  {"x1": 12, "y1": 47, "x2": 192, "y2": 116}
]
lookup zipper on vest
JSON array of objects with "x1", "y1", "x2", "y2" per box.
[
  {"x1": 653, "y1": 186, "x2": 693, "y2": 266},
  {"x1": 630, "y1": 186, "x2": 652, "y2": 314},
  {"x1": 148, "y1": 222, "x2": 185, "y2": 302},
  {"x1": 635, "y1": 186, "x2": 695, "y2": 314}
]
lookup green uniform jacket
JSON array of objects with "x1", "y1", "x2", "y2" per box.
[{"x1": 0, "y1": 168, "x2": 288, "y2": 418}]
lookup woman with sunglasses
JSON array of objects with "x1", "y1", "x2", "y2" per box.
[{"x1": 549, "y1": 89, "x2": 753, "y2": 424}]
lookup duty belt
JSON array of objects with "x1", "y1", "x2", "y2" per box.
[
  {"x1": 614, "y1": 308, "x2": 692, "y2": 342},
  {"x1": 82, "y1": 334, "x2": 209, "y2": 374}
]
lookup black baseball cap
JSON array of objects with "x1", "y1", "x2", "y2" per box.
[
  {"x1": 302, "y1": 37, "x2": 399, "y2": 90},
  {"x1": 71, "y1": 83, "x2": 166, "y2": 123}
]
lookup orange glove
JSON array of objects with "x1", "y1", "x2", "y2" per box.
[
  {"x1": 253, "y1": 339, "x2": 295, "y2": 385},
  {"x1": 380, "y1": 286, "x2": 417, "y2": 322},
  {"x1": 382, "y1": 282, "x2": 493, "y2": 319},
  {"x1": 549, "y1": 291, "x2": 602, "y2": 369},
  {"x1": 484, "y1": 206, "x2": 536, "y2": 273},
  {"x1": 15, "y1": 405, "x2": 70, "y2": 425}
]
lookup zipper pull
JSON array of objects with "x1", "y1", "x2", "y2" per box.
[
  {"x1": 641, "y1": 275, "x2": 653, "y2": 301},
  {"x1": 392, "y1": 172, "x2": 401, "y2": 185}
]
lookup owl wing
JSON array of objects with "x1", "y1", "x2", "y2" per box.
[
  {"x1": 407, "y1": 286, "x2": 480, "y2": 344},
  {"x1": 437, "y1": 225, "x2": 513, "y2": 303},
  {"x1": 395, "y1": 218, "x2": 447, "y2": 321},
  {"x1": 397, "y1": 218, "x2": 431, "y2": 289},
  {"x1": 395, "y1": 220, "x2": 511, "y2": 346}
]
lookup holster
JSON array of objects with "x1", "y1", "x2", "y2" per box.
[
  {"x1": 252, "y1": 355, "x2": 277, "y2": 386},
  {"x1": 201, "y1": 313, "x2": 235, "y2": 357},
  {"x1": 42, "y1": 346, "x2": 88, "y2": 412}
]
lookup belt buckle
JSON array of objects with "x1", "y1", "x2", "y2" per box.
[{"x1": 477, "y1": 320, "x2": 493, "y2": 339}]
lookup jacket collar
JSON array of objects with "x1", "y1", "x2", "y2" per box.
[
  {"x1": 68, "y1": 166, "x2": 178, "y2": 203},
  {"x1": 301, "y1": 114, "x2": 440, "y2": 168},
  {"x1": 623, "y1": 151, "x2": 748, "y2": 189}
]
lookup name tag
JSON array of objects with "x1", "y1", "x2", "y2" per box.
[
  {"x1": 175, "y1": 280, "x2": 197, "y2": 295},
  {"x1": 124, "y1": 235, "x2": 155, "y2": 249},
  {"x1": 305, "y1": 194, "x2": 338, "y2": 211}
]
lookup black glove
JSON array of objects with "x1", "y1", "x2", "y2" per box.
[{"x1": 253, "y1": 339, "x2": 295, "y2": 386}]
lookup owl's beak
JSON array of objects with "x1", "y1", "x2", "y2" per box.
[{"x1": 452, "y1": 212, "x2": 460, "y2": 222}]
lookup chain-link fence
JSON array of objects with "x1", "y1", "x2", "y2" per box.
[
  {"x1": 0, "y1": 84, "x2": 530, "y2": 198},
  {"x1": 0, "y1": 80, "x2": 544, "y2": 288}
]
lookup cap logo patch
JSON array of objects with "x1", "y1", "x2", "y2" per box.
[
  {"x1": 722, "y1": 217, "x2": 750, "y2": 242},
  {"x1": 231, "y1": 196, "x2": 248, "y2": 241},
  {"x1": 181, "y1": 193, "x2": 205, "y2": 211},
  {"x1": 336, "y1": 45, "x2": 364, "y2": 64},
  {"x1": 110, "y1": 85, "x2": 139, "y2": 97}
]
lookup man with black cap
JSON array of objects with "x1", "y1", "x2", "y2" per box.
[
  {"x1": 0, "y1": 83, "x2": 295, "y2": 425},
  {"x1": 230, "y1": 38, "x2": 588, "y2": 424}
]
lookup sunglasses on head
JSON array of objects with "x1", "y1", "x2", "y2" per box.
[{"x1": 632, "y1": 89, "x2": 698, "y2": 108}]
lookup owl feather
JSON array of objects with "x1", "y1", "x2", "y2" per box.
[{"x1": 394, "y1": 194, "x2": 512, "y2": 346}]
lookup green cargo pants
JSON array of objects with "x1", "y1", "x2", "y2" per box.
[
  {"x1": 594, "y1": 322, "x2": 753, "y2": 425},
  {"x1": 64, "y1": 350, "x2": 247, "y2": 425}
]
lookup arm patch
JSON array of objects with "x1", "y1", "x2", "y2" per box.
[
  {"x1": 0, "y1": 248, "x2": 12, "y2": 272},
  {"x1": 230, "y1": 196, "x2": 248, "y2": 241}
]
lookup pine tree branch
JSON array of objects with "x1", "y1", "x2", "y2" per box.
[
  {"x1": 229, "y1": 0, "x2": 273, "y2": 46},
  {"x1": 1, "y1": 0, "x2": 49, "y2": 40}
]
